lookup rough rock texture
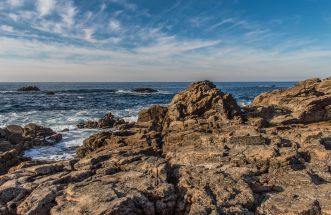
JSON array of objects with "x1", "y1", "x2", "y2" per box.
[
  {"x1": 0, "y1": 124, "x2": 62, "y2": 175},
  {"x1": 1, "y1": 77, "x2": 331, "y2": 215},
  {"x1": 77, "y1": 112, "x2": 125, "y2": 129},
  {"x1": 247, "y1": 77, "x2": 331, "y2": 126}
]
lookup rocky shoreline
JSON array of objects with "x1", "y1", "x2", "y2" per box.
[{"x1": 0, "y1": 77, "x2": 330, "y2": 214}]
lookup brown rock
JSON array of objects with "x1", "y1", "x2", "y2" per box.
[
  {"x1": 248, "y1": 77, "x2": 331, "y2": 125},
  {"x1": 6, "y1": 125, "x2": 23, "y2": 135},
  {"x1": 77, "y1": 112, "x2": 125, "y2": 129}
]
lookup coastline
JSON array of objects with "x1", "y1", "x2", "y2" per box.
[{"x1": 0, "y1": 77, "x2": 330, "y2": 214}]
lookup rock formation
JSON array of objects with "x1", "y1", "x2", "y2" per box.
[
  {"x1": 0, "y1": 124, "x2": 62, "y2": 175},
  {"x1": 1, "y1": 77, "x2": 330, "y2": 215},
  {"x1": 247, "y1": 77, "x2": 331, "y2": 125},
  {"x1": 17, "y1": 86, "x2": 40, "y2": 92},
  {"x1": 77, "y1": 112, "x2": 126, "y2": 129},
  {"x1": 132, "y1": 88, "x2": 158, "y2": 93}
]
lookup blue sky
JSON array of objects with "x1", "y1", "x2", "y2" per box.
[{"x1": 0, "y1": 0, "x2": 330, "y2": 81}]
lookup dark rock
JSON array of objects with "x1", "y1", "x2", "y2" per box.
[
  {"x1": 60, "y1": 128, "x2": 69, "y2": 132},
  {"x1": 6, "y1": 125, "x2": 23, "y2": 135},
  {"x1": 17, "y1": 86, "x2": 40, "y2": 92},
  {"x1": 46, "y1": 91, "x2": 55, "y2": 95},
  {"x1": 77, "y1": 112, "x2": 124, "y2": 129},
  {"x1": 132, "y1": 88, "x2": 158, "y2": 93}
]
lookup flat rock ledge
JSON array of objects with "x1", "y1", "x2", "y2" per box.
[{"x1": 1, "y1": 78, "x2": 331, "y2": 215}]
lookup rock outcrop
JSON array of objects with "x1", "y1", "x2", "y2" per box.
[
  {"x1": 0, "y1": 124, "x2": 62, "y2": 175},
  {"x1": 247, "y1": 77, "x2": 331, "y2": 126},
  {"x1": 1, "y1": 77, "x2": 331, "y2": 215},
  {"x1": 132, "y1": 88, "x2": 158, "y2": 93},
  {"x1": 77, "y1": 112, "x2": 125, "y2": 129},
  {"x1": 17, "y1": 86, "x2": 40, "y2": 92}
]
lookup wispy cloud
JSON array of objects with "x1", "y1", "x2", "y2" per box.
[
  {"x1": 0, "y1": 25, "x2": 14, "y2": 32},
  {"x1": 36, "y1": 0, "x2": 54, "y2": 16},
  {"x1": 8, "y1": 0, "x2": 24, "y2": 7},
  {"x1": 109, "y1": 19, "x2": 121, "y2": 32},
  {"x1": 0, "y1": 0, "x2": 330, "y2": 81}
]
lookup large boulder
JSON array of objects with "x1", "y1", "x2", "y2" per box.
[
  {"x1": 163, "y1": 80, "x2": 243, "y2": 132},
  {"x1": 248, "y1": 77, "x2": 331, "y2": 125}
]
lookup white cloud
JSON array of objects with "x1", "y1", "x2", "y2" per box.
[
  {"x1": 0, "y1": 36, "x2": 330, "y2": 82},
  {"x1": 0, "y1": 25, "x2": 14, "y2": 32},
  {"x1": 8, "y1": 13, "x2": 19, "y2": 21},
  {"x1": 109, "y1": 19, "x2": 121, "y2": 32},
  {"x1": 60, "y1": 2, "x2": 77, "y2": 27},
  {"x1": 8, "y1": 0, "x2": 23, "y2": 7},
  {"x1": 83, "y1": 28, "x2": 94, "y2": 41},
  {"x1": 36, "y1": 0, "x2": 55, "y2": 16}
]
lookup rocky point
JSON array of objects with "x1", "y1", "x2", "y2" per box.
[{"x1": 0, "y1": 77, "x2": 330, "y2": 215}]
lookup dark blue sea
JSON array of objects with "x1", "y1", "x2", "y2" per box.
[{"x1": 0, "y1": 82, "x2": 294, "y2": 160}]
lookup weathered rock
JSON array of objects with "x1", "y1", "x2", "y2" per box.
[
  {"x1": 77, "y1": 112, "x2": 125, "y2": 129},
  {"x1": 248, "y1": 77, "x2": 331, "y2": 125},
  {"x1": 163, "y1": 80, "x2": 243, "y2": 132},
  {"x1": 6, "y1": 125, "x2": 23, "y2": 135},
  {"x1": 0, "y1": 124, "x2": 61, "y2": 175},
  {"x1": 137, "y1": 105, "x2": 167, "y2": 131}
]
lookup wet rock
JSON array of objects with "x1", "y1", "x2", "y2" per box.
[
  {"x1": 46, "y1": 91, "x2": 55, "y2": 95},
  {"x1": 17, "y1": 86, "x2": 40, "y2": 92},
  {"x1": 132, "y1": 88, "x2": 158, "y2": 93},
  {"x1": 46, "y1": 133, "x2": 63, "y2": 144},
  {"x1": 0, "y1": 124, "x2": 61, "y2": 175},
  {"x1": 60, "y1": 128, "x2": 69, "y2": 132},
  {"x1": 6, "y1": 125, "x2": 23, "y2": 135}
]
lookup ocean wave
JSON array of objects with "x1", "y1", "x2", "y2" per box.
[{"x1": 24, "y1": 128, "x2": 97, "y2": 160}]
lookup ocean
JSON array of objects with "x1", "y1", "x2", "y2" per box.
[{"x1": 0, "y1": 82, "x2": 294, "y2": 160}]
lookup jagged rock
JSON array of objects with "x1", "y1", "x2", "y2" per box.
[
  {"x1": 77, "y1": 112, "x2": 125, "y2": 129},
  {"x1": 163, "y1": 80, "x2": 243, "y2": 132},
  {"x1": 248, "y1": 77, "x2": 331, "y2": 125},
  {"x1": 17, "y1": 86, "x2": 40, "y2": 92},
  {"x1": 137, "y1": 105, "x2": 167, "y2": 131}
]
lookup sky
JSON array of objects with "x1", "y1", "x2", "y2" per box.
[{"x1": 0, "y1": 0, "x2": 330, "y2": 82}]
